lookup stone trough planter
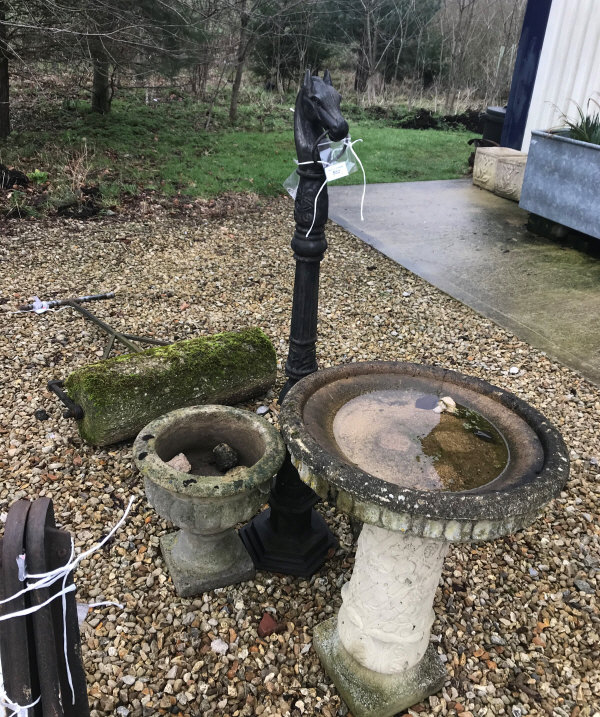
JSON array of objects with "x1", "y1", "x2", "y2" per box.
[
  {"x1": 520, "y1": 130, "x2": 600, "y2": 239},
  {"x1": 280, "y1": 362, "x2": 569, "y2": 717},
  {"x1": 134, "y1": 405, "x2": 286, "y2": 596}
]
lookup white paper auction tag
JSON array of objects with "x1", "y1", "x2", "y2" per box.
[{"x1": 325, "y1": 162, "x2": 350, "y2": 181}]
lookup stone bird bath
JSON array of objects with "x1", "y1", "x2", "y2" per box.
[
  {"x1": 134, "y1": 405, "x2": 285, "y2": 596},
  {"x1": 280, "y1": 362, "x2": 568, "y2": 717}
]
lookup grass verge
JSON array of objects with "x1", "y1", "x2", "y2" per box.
[{"x1": 0, "y1": 95, "x2": 472, "y2": 214}]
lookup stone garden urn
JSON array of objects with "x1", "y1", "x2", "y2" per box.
[
  {"x1": 280, "y1": 362, "x2": 569, "y2": 717},
  {"x1": 134, "y1": 405, "x2": 286, "y2": 596}
]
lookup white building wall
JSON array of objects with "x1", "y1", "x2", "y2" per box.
[{"x1": 521, "y1": 0, "x2": 600, "y2": 152}]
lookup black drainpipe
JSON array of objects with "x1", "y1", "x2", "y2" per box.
[{"x1": 501, "y1": 0, "x2": 553, "y2": 150}]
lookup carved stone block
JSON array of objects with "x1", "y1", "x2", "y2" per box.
[
  {"x1": 495, "y1": 154, "x2": 528, "y2": 201},
  {"x1": 473, "y1": 147, "x2": 524, "y2": 192}
]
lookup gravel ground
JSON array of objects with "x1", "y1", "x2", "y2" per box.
[{"x1": 0, "y1": 196, "x2": 599, "y2": 717}]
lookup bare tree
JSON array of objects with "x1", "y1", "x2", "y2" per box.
[
  {"x1": 227, "y1": 0, "x2": 324, "y2": 124},
  {"x1": 0, "y1": 0, "x2": 209, "y2": 130},
  {"x1": 441, "y1": 0, "x2": 477, "y2": 111},
  {"x1": 0, "y1": 0, "x2": 9, "y2": 137},
  {"x1": 229, "y1": 0, "x2": 251, "y2": 123},
  {"x1": 433, "y1": 0, "x2": 525, "y2": 111}
]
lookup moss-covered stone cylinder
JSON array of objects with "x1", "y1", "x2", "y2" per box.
[{"x1": 64, "y1": 327, "x2": 277, "y2": 446}]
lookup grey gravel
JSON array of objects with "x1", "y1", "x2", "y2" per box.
[{"x1": 1, "y1": 196, "x2": 599, "y2": 716}]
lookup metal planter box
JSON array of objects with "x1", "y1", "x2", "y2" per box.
[{"x1": 520, "y1": 130, "x2": 600, "y2": 239}]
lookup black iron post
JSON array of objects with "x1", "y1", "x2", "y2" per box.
[
  {"x1": 239, "y1": 452, "x2": 336, "y2": 577},
  {"x1": 240, "y1": 70, "x2": 347, "y2": 576},
  {"x1": 280, "y1": 161, "x2": 329, "y2": 399},
  {"x1": 240, "y1": 159, "x2": 337, "y2": 576}
]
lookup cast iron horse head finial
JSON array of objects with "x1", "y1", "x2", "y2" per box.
[{"x1": 294, "y1": 69, "x2": 349, "y2": 165}]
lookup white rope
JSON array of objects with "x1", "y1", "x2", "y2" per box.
[
  {"x1": 3, "y1": 496, "x2": 134, "y2": 607},
  {"x1": 296, "y1": 137, "x2": 366, "y2": 238},
  {"x1": 0, "y1": 496, "x2": 134, "y2": 712},
  {"x1": 24, "y1": 496, "x2": 134, "y2": 581},
  {"x1": 300, "y1": 168, "x2": 328, "y2": 239}
]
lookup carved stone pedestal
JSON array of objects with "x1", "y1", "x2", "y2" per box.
[
  {"x1": 315, "y1": 624, "x2": 445, "y2": 717},
  {"x1": 161, "y1": 527, "x2": 255, "y2": 597},
  {"x1": 133, "y1": 405, "x2": 286, "y2": 597},
  {"x1": 314, "y1": 525, "x2": 448, "y2": 717}
]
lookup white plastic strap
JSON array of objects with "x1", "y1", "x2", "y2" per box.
[
  {"x1": 0, "y1": 583, "x2": 76, "y2": 621},
  {"x1": 24, "y1": 496, "x2": 135, "y2": 582},
  {"x1": 347, "y1": 139, "x2": 366, "y2": 221},
  {"x1": 296, "y1": 136, "x2": 366, "y2": 238},
  {"x1": 16, "y1": 555, "x2": 26, "y2": 582}
]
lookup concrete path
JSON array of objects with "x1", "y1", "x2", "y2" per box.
[{"x1": 329, "y1": 179, "x2": 600, "y2": 386}]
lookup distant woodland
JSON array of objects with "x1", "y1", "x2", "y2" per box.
[{"x1": 0, "y1": 0, "x2": 526, "y2": 138}]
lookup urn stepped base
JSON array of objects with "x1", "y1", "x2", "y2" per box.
[
  {"x1": 314, "y1": 619, "x2": 446, "y2": 717},
  {"x1": 161, "y1": 530, "x2": 255, "y2": 597}
]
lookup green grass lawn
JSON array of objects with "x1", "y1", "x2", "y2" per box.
[
  {"x1": 1, "y1": 97, "x2": 472, "y2": 209},
  {"x1": 159, "y1": 124, "x2": 471, "y2": 196}
]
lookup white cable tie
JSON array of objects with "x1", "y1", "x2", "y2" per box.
[
  {"x1": 0, "y1": 688, "x2": 41, "y2": 717},
  {"x1": 0, "y1": 497, "x2": 135, "y2": 706},
  {"x1": 295, "y1": 159, "x2": 328, "y2": 239},
  {"x1": 36, "y1": 497, "x2": 133, "y2": 705},
  {"x1": 32, "y1": 296, "x2": 50, "y2": 313},
  {"x1": 8, "y1": 306, "x2": 69, "y2": 316},
  {"x1": 25, "y1": 496, "x2": 135, "y2": 582},
  {"x1": 291, "y1": 136, "x2": 366, "y2": 236},
  {"x1": 0, "y1": 541, "x2": 76, "y2": 606},
  {"x1": 305, "y1": 178, "x2": 328, "y2": 238},
  {"x1": 58, "y1": 497, "x2": 134, "y2": 705},
  {"x1": 61, "y1": 568, "x2": 76, "y2": 703}
]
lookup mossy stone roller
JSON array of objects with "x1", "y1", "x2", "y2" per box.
[{"x1": 64, "y1": 327, "x2": 277, "y2": 446}]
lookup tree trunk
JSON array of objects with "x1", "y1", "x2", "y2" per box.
[
  {"x1": 91, "y1": 42, "x2": 111, "y2": 114},
  {"x1": 191, "y1": 60, "x2": 209, "y2": 98},
  {"x1": 229, "y1": 57, "x2": 245, "y2": 125},
  {"x1": 354, "y1": 53, "x2": 369, "y2": 93},
  {"x1": 229, "y1": 0, "x2": 250, "y2": 125},
  {"x1": 354, "y1": 3, "x2": 372, "y2": 93},
  {"x1": 0, "y1": 1, "x2": 9, "y2": 139}
]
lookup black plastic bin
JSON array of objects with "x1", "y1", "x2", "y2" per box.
[{"x1": 482, "y1": 106, "x2": 506, "y2": 145}]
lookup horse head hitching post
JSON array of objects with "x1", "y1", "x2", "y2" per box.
[
  {"x1": 282, "y1": 68, "x2": 349, "y2": 398},
  {"x1": 240, "y1": 70, "x2": 348, "y2": 576}
]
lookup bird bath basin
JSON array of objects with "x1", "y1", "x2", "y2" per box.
[
  {"x1": 280, "y1": 362, "x2": 569, "y2": 717},
  {"x1": 134, "y1": 405, "x2": 285, "y2": 596}
]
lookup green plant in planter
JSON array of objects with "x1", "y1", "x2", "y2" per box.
[{"x1": 561, "y1": 99, "x2": 600, "y2": 146}]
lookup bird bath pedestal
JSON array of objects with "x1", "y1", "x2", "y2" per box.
[
  {"x1": 280, "y1": 362, "x2": 568, "y2": 717},
  {"x1": 134, "y1": 405, "x2": 285, "y2": 597}
]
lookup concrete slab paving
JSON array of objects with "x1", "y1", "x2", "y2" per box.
[{"x1": 329, "y1": 179, "x2": 600, "y2": 386}]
